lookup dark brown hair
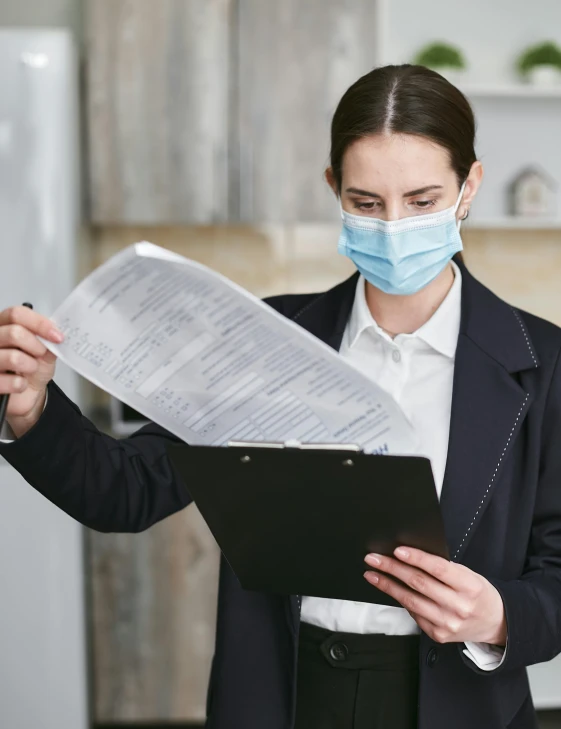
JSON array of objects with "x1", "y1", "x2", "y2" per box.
[{"x1": 330, "y1": 64, "x2": 477, "y2": 192}]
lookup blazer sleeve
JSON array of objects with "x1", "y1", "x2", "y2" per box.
[
  {"x1": 467, "y1": 348, "x2": 561, "y2": 674},
  {"x1": 0, "y1": 381, "x2": 192, "y2": 533},
  {"x1": 0, "y1": 295, "x2": 300, "y2": 534}
]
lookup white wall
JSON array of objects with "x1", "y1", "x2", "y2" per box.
[{"x1": 382, "y1": 0, "x2": 561, "y2": 84}]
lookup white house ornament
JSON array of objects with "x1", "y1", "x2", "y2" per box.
[{"x1": 509, "y1": 167, "x2": 557, "y2": 217}]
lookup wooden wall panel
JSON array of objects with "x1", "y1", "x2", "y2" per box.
[
  {"x1": 85, "y1": 2, "x2": 383, "y2": 722},
  {"x1": 235, "y1": 0, "x2": 380, "y2": 223},
  {"x1": 86, "y1": 0, "x2": 231, "y2": 224},
  {"x1": 89, "y1": 505, "x2": 219, "y2": 722}
]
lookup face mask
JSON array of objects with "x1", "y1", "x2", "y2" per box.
[{"x1": 337, "y1": 184, "x2": 466, "y2": 296}]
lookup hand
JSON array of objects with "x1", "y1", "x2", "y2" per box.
[
  {"x1": 0, "y1": 306, "x2": 64, "y2": 437},
  {"x1": 364, "y1": 547, "x2": 507, "y2": 646}
]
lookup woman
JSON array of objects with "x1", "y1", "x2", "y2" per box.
[{"x1": 1, "y1": 65, "x2": 561, "y2": 729}]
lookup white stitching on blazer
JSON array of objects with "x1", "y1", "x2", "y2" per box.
[
  {"x1": 452, "y1": 393, "x2": 530, "y2": 561},
  {"x1": 511, "y1": 308, "x2": 538, "y2": 368}
]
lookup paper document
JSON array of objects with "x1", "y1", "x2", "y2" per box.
[{"x1": 45, "y1": 242, "x2": 417, "y2": 455}]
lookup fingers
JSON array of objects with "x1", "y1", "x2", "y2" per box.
[
  {"x1": 42, "y1": 350, "x2": 58, "y2": 365},
  {"x1": 0, "y1": 324, "x2": 49, "y2": 358},
  {"x1": 365, "y1": 553, "x2": 459, "y2": 613},
  {"x1": 391, "y1": 547, "x2": 468, "y2": 591},
  {"x1": 408, "y1": 614, "x2": 451, "y2": 645},
  {"x1": 0, "y1": 349, "x2": 40, "y2": 376},
  {"x1": 0, "y1": 374, "x2": 28, "y2": 394},
  {"x1": 0, "y1": 306, "x2": 64, "y2": 344},
  {"x1": 363, "y1": 570, "x2": 444, "y2": 625},
  {"x1": 363, "y1": 549, "x2": 499, "y2": 646}
]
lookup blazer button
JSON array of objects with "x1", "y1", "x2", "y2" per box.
[
  {"x1": 329, "y1": 642, "x2": 349, "y2": 662},
  {"x1": 426, "y1": 647, "x2": 439, "y2": 668}
]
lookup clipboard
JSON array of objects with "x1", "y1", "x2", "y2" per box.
[{"x1": 167, "y1": 441, "x2": 449, "y2": 607}]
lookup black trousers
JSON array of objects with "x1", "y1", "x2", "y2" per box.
[{"x1": 295, "y1": 623, "x2": 420, "y2": 729}]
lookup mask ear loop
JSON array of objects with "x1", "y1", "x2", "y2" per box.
[{"x1": 456, "y1": 181, "x2": 468, "y2": 231}]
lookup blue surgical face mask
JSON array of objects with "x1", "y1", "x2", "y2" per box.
[{"x1": 337, "y1": 184, "x2": 466, "y2": 296}]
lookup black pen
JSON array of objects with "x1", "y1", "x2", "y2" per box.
[{"x1": 0, "y1": 303, "x2": 34, "y2": 432}]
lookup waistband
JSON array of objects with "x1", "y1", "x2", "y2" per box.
[{"x1": 299, "y1": 622, "x2": 420, "y2": 671}]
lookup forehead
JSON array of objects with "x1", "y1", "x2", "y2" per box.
[{"x1": 342, "y1": 133, "x2": 454, "y2": 189}]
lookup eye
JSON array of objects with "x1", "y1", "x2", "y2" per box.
[
  {"x1": 412, "y1": 199, "x2": 438, "y2": 210},
  {"x1": 352, "y1": 201, "x2": 381, "y2": 212}
]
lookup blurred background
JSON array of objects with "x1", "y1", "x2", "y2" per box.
[{"x1": 1, "y1": 1, "x2": 561, "y2": 728}]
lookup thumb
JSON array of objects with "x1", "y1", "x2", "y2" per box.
[{"x1": 42, "y1": 350, "x2": 58, "y2": 365}]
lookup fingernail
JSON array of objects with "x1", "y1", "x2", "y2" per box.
[
  {"x1": 364, "y1": 571, "x2": 379, "y2": 584},
  {"x1": 49, "y1": 328, "x2": 64, "y2": 343},
  {"x1": 395, "y1": 548, "x2": 410, "y2": 559},
  {"x1": 365, "y1": 553, "x2": 382, "y2": 566}
]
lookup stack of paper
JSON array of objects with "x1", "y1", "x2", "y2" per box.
[{"x1": 45, "y1": 242, "x2": 417, "y2": 455}]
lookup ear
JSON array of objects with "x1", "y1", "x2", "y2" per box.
[
  {"x1": 325, "y1": 167, "x2": 339, "y2": 197},
  {"x1": 460, "y1": 161, "x2": 484, "y2": 218}
]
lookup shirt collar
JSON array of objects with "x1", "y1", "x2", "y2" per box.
[{"x1": 347, "y1": 261, "x2": 462, "y2": 359}]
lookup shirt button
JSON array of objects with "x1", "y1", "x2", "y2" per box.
[
  {"x1": 392, "y1": 349, "x2": 401, "y2": 363},
  {"x1": 426, "y1": 647, "x2": 439, "y2": 668},
  {"x1": 329, "y1": 642, "x2": 349, "y2": 662}
]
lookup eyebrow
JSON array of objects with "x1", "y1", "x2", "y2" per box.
[{"x1": 346, "y1": 185, "x2": 444, "y2": 198}]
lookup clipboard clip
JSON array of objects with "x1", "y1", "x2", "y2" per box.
[
  {"x1": 227, "y1": 440, "x2": 363, "y2": 452},
  {"x1": 227, "y1": 440, "x2": 362, "y2": 467}
]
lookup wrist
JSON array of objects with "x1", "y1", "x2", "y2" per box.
[
  {"x1": 483, "y1": 591, "x2": 508, "y2": 646},
  {"x1": 7, "y1": 390, "x2": 47, "y2": 438},
  {"x1": 482, "y1": 618, "x2": 507, "y2": 647}
]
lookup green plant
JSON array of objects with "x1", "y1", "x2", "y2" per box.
[
  {"x1": 414, "y1": 42, "x2": 466, "y2": 70},
  {"x1": 518, "y1": 42, "x2": 561, "y2": 73}
]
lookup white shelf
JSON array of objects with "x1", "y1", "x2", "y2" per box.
[
  {"x1": 461, "y1": 84, "x2": 561, "y2": 99},
  {"x1": 468, "y1": 217, "x2": 561, "y2": 230}
]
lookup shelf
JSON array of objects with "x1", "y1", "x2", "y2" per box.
[
  {"x1": 461, "y1": 84, "x2": 561, "y2": 99},
  {"x1": 468, "y1": 217, "x2": 561, "y2": 230}
]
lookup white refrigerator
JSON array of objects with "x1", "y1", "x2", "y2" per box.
[{"x1": 0, "y1": 29, "x2": 88, "y2": 729}]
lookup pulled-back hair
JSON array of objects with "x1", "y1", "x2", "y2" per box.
[{"x1": 330, "y1": 64, "x2": 477, "y2": 191}]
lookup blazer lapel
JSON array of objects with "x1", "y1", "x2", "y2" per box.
[
  {"x1": 440, "y1": 265, "x2": 539, "y2": 561},
  {"x1": 287, "y1": 265, "x2": 540, "y2": 563},
  {"x1": 289, "y1": 272, "x2": 359, "y2": 351}
]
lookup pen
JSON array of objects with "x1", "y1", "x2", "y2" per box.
[{"x1": 0, "y1": 303, "x2": 34, "y2": 431}]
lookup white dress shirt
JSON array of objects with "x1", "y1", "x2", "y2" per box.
[
  {"x1": 301, "y1": 262, "x2": 505, "y2": 671},
  {"x1": 0, "y1": 263, "x2": 504, "y2": 668}
]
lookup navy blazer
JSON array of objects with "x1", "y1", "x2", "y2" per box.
[{"x1": 2, "y1": 262, "x2": 561, "y2": 729}]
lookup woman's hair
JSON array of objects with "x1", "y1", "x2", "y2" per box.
[{"x1": 330, "y1": 64, "x2": 477, "y2": 192}]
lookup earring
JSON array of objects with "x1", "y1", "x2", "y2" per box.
[{"x1": 462, "y1": 208, "x2": 470, "y2": 221}]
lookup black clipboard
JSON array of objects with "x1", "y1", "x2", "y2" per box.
[{"x1": 167, "y1": 441, "x2": 449, "y2": 607}]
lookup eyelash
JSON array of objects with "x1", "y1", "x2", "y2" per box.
[{"x1": 353, "y1": 199, "x2": 438, "y2": 212}]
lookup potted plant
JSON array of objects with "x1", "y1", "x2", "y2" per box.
[
  {"x1": 517, "y1": 41, "x2": 561, "y2": 86},
  {"x1": 414, "y1": 42, "x2": 467, "y2": 84}
]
